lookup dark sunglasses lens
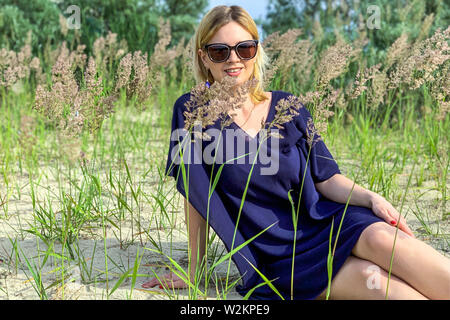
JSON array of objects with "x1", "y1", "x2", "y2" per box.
[
  {"x1": 237, "y1": 42, "x2": 257, "y2": 59},
  {"x1": 208, "y1": 45, "x2": 229, "y2": 62}
]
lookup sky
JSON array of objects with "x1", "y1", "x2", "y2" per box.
[{"x1": 205, "y1": 0, "x2": 270, "y2": 38}]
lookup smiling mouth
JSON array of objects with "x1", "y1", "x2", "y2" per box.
[{"x1": 224, "y1": 68, "x2": 243, "y2": 76}]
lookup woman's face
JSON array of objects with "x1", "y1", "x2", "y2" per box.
[{"x1": 198, "y1": 21, "x2": 257, "y2": 86}]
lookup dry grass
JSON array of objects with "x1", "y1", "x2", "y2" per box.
[{"x1": 0, "y1": 17, "x2": 448, "y2": 300}]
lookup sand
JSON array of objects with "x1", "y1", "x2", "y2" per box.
[
  {"x1": 0, "y1": 159, "x2": 448, "y2": 300},
  {"x1": 0, "y1": 163, "x2": 244, "y2": 300}
]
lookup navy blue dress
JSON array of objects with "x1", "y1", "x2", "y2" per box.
[{"x1": 164, "y1": 90, "x2": 384, "y2": 300}]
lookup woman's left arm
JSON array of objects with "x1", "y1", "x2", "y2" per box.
[
  {"x1": 315, "y1": 174, "x2": 374, "y2": 208},
  {"x1": 315, "y1": 173, "x2": 415, "y2": 238}
]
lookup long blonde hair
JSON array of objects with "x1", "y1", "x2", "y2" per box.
[{"x1": 193, "y1": 5, "x2": 270, "y2": 105}]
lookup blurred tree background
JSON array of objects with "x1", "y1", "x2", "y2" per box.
[
  {"x1": 0, "y1": 0, "x2": 208, "y2": 56},
  {"x1": 262, "y1": 0, "x2": 449, "y2": 55},
  {"x1": 1, "y1": 0, "x2": 448, "y2": 60},
  {"x1": 0, "y1": 0, "x2": 448, "y2": 96}
]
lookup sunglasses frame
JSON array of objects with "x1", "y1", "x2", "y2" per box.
[{"x1": 203, "y1": 40, "x2": 259, "y2": 63}]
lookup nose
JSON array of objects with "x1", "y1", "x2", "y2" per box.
[{"x1": 227, "y1": 48, "x2": 241, "y2": 63}]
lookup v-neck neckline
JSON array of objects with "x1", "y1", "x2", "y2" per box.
[{"x1": 228, "y1": 90, "x2": 276, "y2": 140}]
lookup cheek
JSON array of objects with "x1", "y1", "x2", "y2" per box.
[
  {"x1": 244, "y1": 61, "x2": 255, "y2": 74},
  {"x1": 206, "y1": 66, "x2": 224, "y2": 82},
  {"x1": 211, "y1": 66, "x2": 223, "y2": 77},
  {"x1": 240, "y1": 67, "x2": 254, "y2": 80}
]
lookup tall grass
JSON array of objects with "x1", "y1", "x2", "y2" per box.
[{"x1": 0, "y1": 16, "x2": 448, "y2": 300}]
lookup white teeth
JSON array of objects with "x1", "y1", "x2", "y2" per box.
[{"x1": 226, "y1": 68, "x2": 241, "y2": 73}]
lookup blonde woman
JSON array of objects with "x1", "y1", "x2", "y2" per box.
[{"x1": 142, "y1": 5, "x2": 450, "y2": 300}]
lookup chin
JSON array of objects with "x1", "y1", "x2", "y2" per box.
[
  {"x1": 229, "y1": 74, "x2": 251, "y2": 84},
  {"x1": 213, "y1": 72, "x2": 251, "y2": 85}
]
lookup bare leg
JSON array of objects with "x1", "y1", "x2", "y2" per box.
[
  {"x1": 352, "y1": 221, "x2": 450, "y2": 300},
  {"x1": 315, "y1": 255, "x2": 428, "y2": 300}
]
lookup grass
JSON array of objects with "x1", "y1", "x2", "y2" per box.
[
  {"x1": 0, "y1": 28, "x2": 448, "y2": 300},
  {"x1": 0, "y1": 85, "x2": 447, "y2": 300}
]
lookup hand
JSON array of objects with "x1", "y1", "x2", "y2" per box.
[
  {"x1": 141, "y1": 271, "x2": 189, "y2": 290},
  {"x1": 369, "y1": 193, "x2": 416, "y2": 238}
]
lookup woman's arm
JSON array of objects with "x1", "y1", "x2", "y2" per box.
[
  {"x1": 184, "y1": 198, "x2": 210, "y2": 281},
  {"x1": 141, "y1": 199, "x2": 210, "y2": 290},
  {"x1": 315, "y1": 173, "x2": 415, "y2": 237},
  {"x1": 314, "y1": 173, "x2": 376, "y2": 208}
]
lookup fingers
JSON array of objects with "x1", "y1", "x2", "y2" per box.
[
  {"x1": 141, "y1": 277, "x2": 159, "y2": 288},
  {"x1": 159, "y1": 277, "x2": 188, "y2": 290},
  {"x1": 141, "y1": 273, "x2": 171, "y2": 288},
  {"x1": 142, "y1": 272, "x2": 189, "y2": 290},
  {"x1": 164, "y1": 279, "x2": 189, "y2": 289},
  {"x1": 372, "y1": 200, "x2": 416, "y2": 239},
  {"x1": 371, "y1": 196, "x2": 415, "y2": 238},
  {"x1": 388, "y1": 212, "x2": 416, "y2": 238},
  {"x1": 142, "y1": 276, "x2": 167, "y2": 288},
  {"x1": 398, "y1": 221, "x2": 416, "y2": 238},
  {"x1": 373, "y1": 207, "x2": 393, "y2": 226}
]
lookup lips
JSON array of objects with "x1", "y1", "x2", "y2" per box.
[{"x1": 225, "y1": 67, "x2": 243, "y2": 76}]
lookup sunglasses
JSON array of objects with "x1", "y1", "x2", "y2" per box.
[{"x1": 203, "y1": 40, "x2": 258, "y2": 63}]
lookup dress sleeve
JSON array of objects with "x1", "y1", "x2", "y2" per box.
[
  {"x1": 164, "y1": 94, "x2": 188, "y2": 180},
  {"x1": 294, "y1": 103, "x2": 341, "y2": 183},
  {"x1": 164, "y1": 93, "x2": 205, "y2": 198}
]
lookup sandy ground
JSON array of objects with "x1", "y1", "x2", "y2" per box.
[
  {"x1": 0, "y1": 158, "x2": 448, "y2": 300},
  {"x1": 0, "y1": 163, "x2": 244, "y2": 300}
]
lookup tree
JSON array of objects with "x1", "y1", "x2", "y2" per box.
[
  {"x1": 0, "y1": 0, "x2": 210, "y2": 59},
  {"x1": 262, "y1": 0, "x2": 449, "y2": 53},
  {"x1": 261, "y1": 0, "x2": 304, "y2": 38},
  {"x1": 157, "y1": 0, "x2": 209, "y2": 46}
]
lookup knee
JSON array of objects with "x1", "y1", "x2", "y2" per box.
[
  {"x1": 363, "y1": 222, "x2": 393, "y2": 251},
  {"x1": 355, "y1": 222, "x2": 414, "y2": 259}
]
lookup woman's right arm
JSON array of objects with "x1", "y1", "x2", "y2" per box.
[
  {"x1": 184, "y1": 198, "x2": 210, "y2": 282},
  {"x1": 141, "y1": 198, "x2": 210, "y2": 289}
]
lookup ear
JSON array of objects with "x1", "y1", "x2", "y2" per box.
[{"x1": 198, "y1": 48, "x2": 209, "y2": 70}]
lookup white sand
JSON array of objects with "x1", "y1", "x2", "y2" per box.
[
  {"x1": 0, "y1": 160, "x2": 448, "y2": 300},
  {"x1": 0, "y1": 166, "x2": 244, "y2": 300}
]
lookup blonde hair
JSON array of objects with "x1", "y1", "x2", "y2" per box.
[{"x1": 193, "y1": 5, "x2": 270, "y2": 105}]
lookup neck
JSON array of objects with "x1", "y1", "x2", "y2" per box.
[{"x1": 240, "y1": 95, "x2": 255, "y2": 114}]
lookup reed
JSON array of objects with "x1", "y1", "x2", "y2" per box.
[{"x1": 0, "y1": 17, "x2": 447, "y2": 300}]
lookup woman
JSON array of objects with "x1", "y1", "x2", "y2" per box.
[{"x1": 142, "y1": 5, "x2": 450, "y2": 300}]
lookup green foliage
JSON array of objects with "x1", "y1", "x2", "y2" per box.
[
  {"x1": 262, "y1": 0, "x2": 449, "y2": 50},
  {"x1": 56, "y1": 0, "x2": 160, "y2": 55},
  {"x1": 261, "y1": 0, "x2": 304, "y2": 38},
  {"x1": 0, "y1": 0, "x2": 61, "y2": 52},
  {"x1": 0, "y1": 0, "x2": 208, "y2": 58},
  {"x1": 158, "y1": 0, "x2": 209, "y2": 44},
  {"x1": 359, "y1": 0, "x2": 449, "y2": 55}
]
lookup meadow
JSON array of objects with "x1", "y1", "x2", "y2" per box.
[{"x1": 0, "y1": 14, "x2": 448, "y2": 300}]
